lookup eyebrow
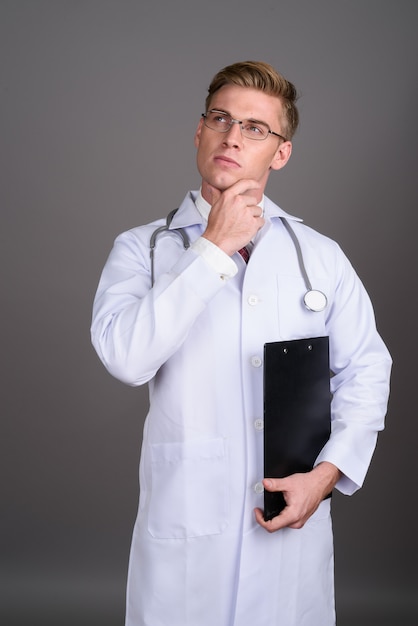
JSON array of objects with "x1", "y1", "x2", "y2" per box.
[{"x1": 210, "y1": 109, "x2": 269, "y2": 126}]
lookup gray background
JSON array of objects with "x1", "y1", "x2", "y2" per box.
[{"x1": 2, "y1": 1, "x2": 417, "y2": 624}]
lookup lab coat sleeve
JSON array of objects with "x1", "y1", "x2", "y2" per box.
[
  {"x1": 315, "y1": 243, "x2": 392, "y2": 495},
  {"x1": 91, "y1": 228, "x2": 228, "y2": 386}
]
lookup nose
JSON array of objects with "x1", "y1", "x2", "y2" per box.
[{"x1": 222, "y1": 120, "x2": 243, "y2": 147}]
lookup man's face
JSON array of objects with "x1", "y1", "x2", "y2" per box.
[{"x1": 194, "y1": 85, "x2": 292, "y2": 203}]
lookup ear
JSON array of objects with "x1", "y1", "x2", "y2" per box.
[
  {"x1": 270, "y1": 140, "x2": 292, "y2": 172},
  {"x1": 194, "y1": 117, "x2": 204, "y2": 148}
]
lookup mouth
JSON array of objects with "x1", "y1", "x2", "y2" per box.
[{"x1": 213, "y1": 155, "x2": 240, "y2": 168}]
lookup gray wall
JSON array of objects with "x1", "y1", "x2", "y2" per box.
[{"x1": 2, "y1": 1, "x2": 417, "y2": 624}]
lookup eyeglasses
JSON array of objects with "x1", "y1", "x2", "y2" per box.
[{"x1": 202, "y1": 109, "x2": 287, "y2": 142}]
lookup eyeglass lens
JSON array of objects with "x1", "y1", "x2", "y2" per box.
[{"x1": 204, "y1": 110, "x2": 271, "y2": 140}]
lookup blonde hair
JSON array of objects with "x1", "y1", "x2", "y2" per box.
[{"x1": 205, "y1": 60, "x2": 299, "y2": 140}]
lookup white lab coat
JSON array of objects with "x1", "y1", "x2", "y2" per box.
[{"x1": 91, "y1": 191, "x2": 391, "y2": 626}]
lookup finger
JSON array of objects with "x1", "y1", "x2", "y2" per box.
[
  {"x1": 207, "y1": 179, "x2": 262, "y2": 208},
  {"x1": 254, "y1": 507, "x2": 293, "y2": 533},
  {"x1": 227, "y1": 178, "x2": 262, "y2": 200}
]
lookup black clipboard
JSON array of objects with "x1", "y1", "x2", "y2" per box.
[{"x1": 263, "y1": 336, "x2": 331, "y2": 521}]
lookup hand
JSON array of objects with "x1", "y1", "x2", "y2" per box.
[
  {"x1": 254, "y1": 462, "x2": 341, "y2": 533},
  {"x1": 202, "y1": 179, "x2": 265, "y2": 256}
]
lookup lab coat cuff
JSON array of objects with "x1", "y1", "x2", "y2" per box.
[
  {"x1": 315, "y1": 443, "x2": 372, "y2": 496},
  {"x1": 191, "y1": 237, "x2": 238, "y2": 280}
]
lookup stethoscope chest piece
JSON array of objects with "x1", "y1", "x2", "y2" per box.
[{"x1": 303, "y1": 289, "x2": 327, "y2": 312}]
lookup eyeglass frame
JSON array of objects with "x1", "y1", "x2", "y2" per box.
[{"x1": 201, "y1": 109, "x2": 288, "y2": 142}]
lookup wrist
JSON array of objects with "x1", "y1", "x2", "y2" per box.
[
  {"x1": 312, "y1": 462, "x2": 342, "y2": 495},
  {"x1": 201, "y1": 233, "x2": 235, "y2": 257}
]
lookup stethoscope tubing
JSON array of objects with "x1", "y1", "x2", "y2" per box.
[{"x1": 149, "y1": 212, "x2": 327, "y2": 312}]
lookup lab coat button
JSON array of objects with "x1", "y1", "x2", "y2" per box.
[
  {"x1": 254, "y1": 418, "x2": 264, "y2": 431},
  {"x1": 251, "y1": 356, "x2": 262, "y2": 368},
  {"x1": 248, "y1": 294, "x2": 258, "y2": 306},
  {"x1": 254, "y1": 482, "x2": 264, "y2": 494}
]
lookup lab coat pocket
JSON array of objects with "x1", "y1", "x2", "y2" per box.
[{"x1": 148, "y1": 438, "x2": 229, "y2": 539}]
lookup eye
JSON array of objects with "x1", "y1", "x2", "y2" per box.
[
  {"x1": 243, "y1": 121, "x2": 267, "y2": 136},
  {"x1": 249, "y1": 125, "x2": 263, "y2": 134},
  {"x1": 210, "y1": 111, "x2": 229, "y2": 124}
]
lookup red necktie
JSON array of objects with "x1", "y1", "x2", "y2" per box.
[{"x1": 238, "y1": 246, "x2": 250, "y2": 263}]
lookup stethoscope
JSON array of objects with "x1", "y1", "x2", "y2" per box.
[{"x1": 149, "y1": 210, "x2": 328, "y2": 312}]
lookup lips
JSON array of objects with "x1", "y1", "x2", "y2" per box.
[{"x1": 214, "y1": 154, "x2": 240, "y2": 168}]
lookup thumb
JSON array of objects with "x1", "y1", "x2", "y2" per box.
[{"x1": 263, "y1": 477, "x2": 286, "y2": 492}]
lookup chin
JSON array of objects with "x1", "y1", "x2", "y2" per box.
[{"x1": 207, "y1": 172, "x2": 239, "y2": 190}]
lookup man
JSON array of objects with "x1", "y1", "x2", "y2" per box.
[{"x1": 91, "y1": 61, "x2": 391, "y2": 626}]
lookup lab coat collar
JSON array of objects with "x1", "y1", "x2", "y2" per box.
[
  {"x1": 263, "y1": 195, "x2": 303, "y2": 223},
  {"x1": 167, "y1": 191, "x2": 205, "y2": 230}
]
